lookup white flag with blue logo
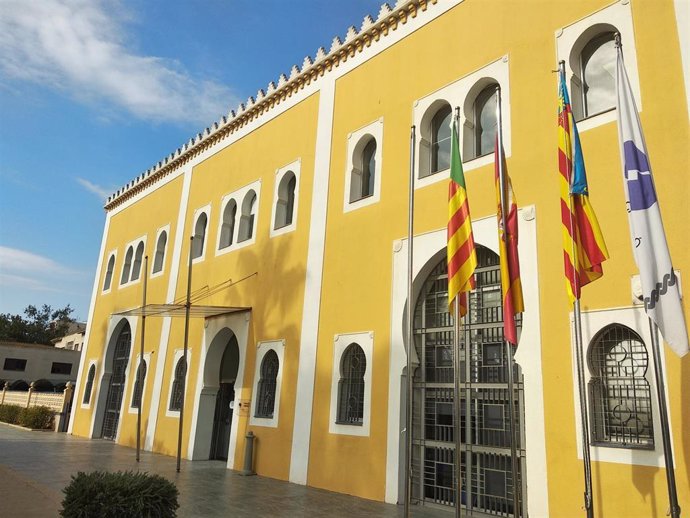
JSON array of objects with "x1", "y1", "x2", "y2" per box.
[{"x1": 616, "y1": 47, "x2": 689, "y2": 357}]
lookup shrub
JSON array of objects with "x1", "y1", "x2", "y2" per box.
[
  {"x1": 0, "y1": 404, "x2": 23, "y2": 424},
  {"x1": 61, "y1": 471, "x2": 179, "y2": 518},
  {"x1": 19, "y1": 405, "x2": 54, "y2": 429}
]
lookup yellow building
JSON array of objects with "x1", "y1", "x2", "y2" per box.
[{"x1": 69, "y1": 1, "x2": 690, "y2": 516}]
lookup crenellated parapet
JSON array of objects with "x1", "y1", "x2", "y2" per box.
[{"x1": 104, "y1": 0, "x2": 436, "y2": 211}]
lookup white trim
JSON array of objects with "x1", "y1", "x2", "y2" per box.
[
  {"x1": 127, "y1": 353, "x2": 151, "y2": 414},
  {"x1": 556, "y1": 0, "x2": 642, "y2": 131},
  {"x1": 215, "y1": 179, "x2": 262, "y2": 255},
  {"x1": 384, "y1": 206, "x2": 549, "y2": 518},
  {"x1": 165, "y1": 349, "x2": 192, "y2": 418},
  {"x1": 414, "y1": 56, "x2": 512, "y2": 190},
  {"x1": 328, "y1": 332, "x2": 373, "y2": 437},
  {"x1": 69, "y1": 213, "x2": 111, "y2": 434},
  {"x1": 270, "y1": 160, "x2": 301, "y2": 238},
  {"x1": 101, "y1": 249, "x2": 117, "y2": 294},
  {"x1": 674, "y1": 0, "x2": 690, "y2": 120},
  {"x1": 118, "y1": 234, "x2": 147, "y2": 288},
  {"x1": 191, "y1": 205, "x2": 211, "y2": 264},
  {"x1": 249, "y1": 340, "x2": 285, "y2": 428},
  {"x1": 343, "y1": 118, "x2": 384, "y2": 213},
  {"x1": 79, "y1": 360, "x2": 98, "y2": 410},
  {"x1": 150, "y1": 224, "x2": 170, "y2": 278},
  {"x1": 571, "y1": 306, "x2": 674, "y2": 467}
]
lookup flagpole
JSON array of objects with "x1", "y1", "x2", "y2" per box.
[
  {"x1": 648, "y1": 321, "x2": 681, "y2": 517},
  {"x1": 176, "y1": 236, "x2": 193, "y2": 473},
  {"x1": 495, "y1": 86, "x2": 521, "y2": 518},
  {"x1": 136, "y1": 255, "x2": 148, "y2": 463},
  {"x1": 559, "y1": 60, "x2": 595, "y2": 518},
  {"x1": 453, "y1": 293, "x2": 462, "y2": 518},
  {"x1": 404, "y1": 125, "x2": 416, "y2": 518}
]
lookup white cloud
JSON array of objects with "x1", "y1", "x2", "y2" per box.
[
  {"x1": 0, "y1": 246, "x2": 73, "y2": 275},
  {"x1": 0, "y1": 0, "x2": 237, "y2": 125},
  {"x1": 76, "y1": 177, "x2": 112, "y2": 201}
]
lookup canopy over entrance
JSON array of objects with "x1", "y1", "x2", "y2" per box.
[{"x1": 113, "y1": 304, "x2": 250, "y2": 319}]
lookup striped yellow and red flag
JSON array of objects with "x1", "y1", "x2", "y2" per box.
[
  {"x1": 558, "y1": 71, "x2": 609, "y2": 303},
  {"x1": 495, "y1": 137, "x2": 524, "y2": 345},
  {"x1": 447, "y1": 115, "x2": 477, "y2": 316}
]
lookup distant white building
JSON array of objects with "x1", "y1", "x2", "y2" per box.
[
  {"x1": 0, "y1": 341, "x2": 81, "y2": 391},
  {"x1": 52, "y1": 322, "x2": 86, "y2": 352}
]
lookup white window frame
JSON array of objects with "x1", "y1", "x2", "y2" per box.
[
  {"x1": 270, "y1": 160, "x2": 301, "y2": 238},
  {"x1": 249, "y1": 340, "x2": 285, "y2": 428},
  {"x1": 102, "y1": 250, "x2": 117, "y2": 294},
  {"x1": 556, "y1": 0, "x2": 641, "y2": 132},
  {"x1": 329, "y1": 331, "x2": 373, "y2": 437},
  {"x1": 128, "y1": 353, "x2": 151, "y2": 414},
  {"x1": 166, "y1": 349, "x2": 192, "y2": 418},
  {"x1": 413, "y1": 56, "x2": 511, "y2": 190},
  {"x1": 150, "y1": 224, "x2": 170, "y2": 278},
  {"x1": 80, "y1": 360, "x2": 98, "y2": 409},
  {"x1": 119, "y1": 235, "x2": 147, "y2": 289},
  {"x1": 215, "y1": 180, "x2": 261, "y2": 256},
  {"x1": 343, "y1": 118, "x2": 383, "y2": 213},
  {"x1": 572, "y1": 306, "x2": 671, "y2": 467},
  {"x1": 191, "y1": 205, "x2": 211, "y2": 264}
]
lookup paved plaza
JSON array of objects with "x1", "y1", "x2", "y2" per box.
[{"x1": 0, "y1": 425, "x2": 444, "y2": 517}]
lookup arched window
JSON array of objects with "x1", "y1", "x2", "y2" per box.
[
  {"x1": 131, "y1": 360, "x2": 147, "y2": 409},
  {"x1": 349, "y1": 138, "x2": 377, "y2": 203},
  {"x1": 575, "y1": 32, "x2": 616, "y2": 120},
  {"x1": 336, "y1": 343, "x2": 366, "y2": 425},
  {"x1": 120, "y1": 246, "x2": 133, "y2": 285},
  {"x1": 238, "y1": 190, "x2": 257, "y2": 242},
  {"x1": 219, "y1": 200, "x2": 237, "y2": 249},
  {"x1": 169, "y1": 357, "x2": 186, "y2": 412},
  {"x1": 588, "y1": 324, "x2": 654, "y2": 449},
  {"x1": 255, "y1": 350, "x2": 279, "y2": 418},
  {"x1": 152, "y1": 231, "x2": 167, "y2": 274},
  {"x1": 274, "y1": 172, "x2": 297, "y2": 230},
  {"x1": 192, "y1": 213, "x2": 208, "y2": 259},
  {"x1": 103, "y1": 255, "x2": 115, "y2": 291},
  {"x1": 431, "y1": 104, "x2": 452, "y2": 174},
  {"x1": 471, "y1": 85, "x2": 498, "y2": 159},
  {"x1": 130, "y1": 241, "x2": 144, "y2": 281},
  {"x1": 82, "y1": 364, "x2": 96, "y2": 404}
]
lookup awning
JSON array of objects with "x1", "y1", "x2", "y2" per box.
[{"x1": 113, "y1": 304, "x2": 250, "y2": 319}]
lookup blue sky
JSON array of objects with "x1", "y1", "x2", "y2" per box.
[{"x1": 0, "y1": 0, "x2": 385, "y2": 321}]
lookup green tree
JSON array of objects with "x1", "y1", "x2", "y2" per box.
[{"x1": 0, "y1": 304, "x2": 75, "y2": 345}]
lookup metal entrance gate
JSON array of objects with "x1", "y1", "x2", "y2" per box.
[
  {"x1": 411, "y1": 247, "x2": 527, "y2": 516},
  {"x1": 102, "y1": 325, "x2": 132, "y2": 440}
]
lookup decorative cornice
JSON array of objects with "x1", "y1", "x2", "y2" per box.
[{"x1": 104, "y1": 0, "x2": 436, "y2": 211}]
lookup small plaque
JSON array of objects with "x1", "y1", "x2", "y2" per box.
[{"x1": 238, "y1": 399, "x2": 251, "y2": 416}]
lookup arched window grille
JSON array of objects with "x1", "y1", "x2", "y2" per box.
[
  {"x1": 255, "y1": 350, "x2": 279, "y2": 418},
  {"x1": 430, "y1": 104, "x2": 452, "y2": 174},
  {"x1": 152, "y1": 231, "x2": 167, "y2": 273},
  {"x1": 131, "y1": 360, "x2": 147, "y2": 409},
  {"x1": 274, "y1": 172, "x2": 297, "y2": 229},
  {"x1": 576, "y1": 32, "x2": 616, "y2": 120},
  {"x1": 169, "y1": 357, "x2": 186, "y2": 411},
  {"x1": 120, "y1": 246, "x2": 133, "y2": 285},
  {"x1": 219, "y1": 200, "x2": 237, "y2": 249},
  {"x1": 336, "y1": 343, "x2": 366, "y2": 425},
  {"x1": 192, "y1": 213, "x2": 208, "y2": 259},
  {"x1": 350, "y1": 137, "x2": 377, "y2": 203},
  {"x1": 588, "y1": 324, "x2": 654, "y2": 449},
  {"x1": 238, "y1": 190, "x2": 257, "y2": 242},
  {"x1": 473, "y1": 85, "x2": 498, "y2": 158},
  {"x1": 103, "y1": 255, "x2": 115, "y2": 291},
  {"x1": 82, "y1": 364, "x2": 96, "y2": 404},
  {"x1": 130, "y1": 241, "x2": 144, "y2": 281}
]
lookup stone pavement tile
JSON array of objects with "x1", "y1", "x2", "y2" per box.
[{"x1": 0, "y1": 464, "x2": 62, "y2": 518}]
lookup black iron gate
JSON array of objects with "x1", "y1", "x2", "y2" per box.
[{"x1": 101, "y1": 325, "x2": 132, "y2": 440}]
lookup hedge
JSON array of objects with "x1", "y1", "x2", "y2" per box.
[
  {"x1": 0, "y1": 404, "x2": 54, "y2": 429},
  {"x1": 61, "y1": 471, "x2": 179, "y2": 518}
]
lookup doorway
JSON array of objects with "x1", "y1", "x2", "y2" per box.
[{"x1": 210, "y1": 382, "x2": 235, "y2": 460}]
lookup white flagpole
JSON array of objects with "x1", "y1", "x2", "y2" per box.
[
  {"x1": 495, "y1": 86, "x2": 521, "y2": 518},
  {"x1": 404, "y1": 124, "x2": 416, "y2": 518},
  {"x1": 453, "y1": 293, "x2": 462, "y2": 518},
  {"x1": 559, "y1": 60, "x2": 595, "y2": 518}
]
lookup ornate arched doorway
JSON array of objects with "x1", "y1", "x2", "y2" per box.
[
  {"x1": 410, "y1": 245, "x2": 526, "y2": 516},
  {"x1": 101, "y1": 322, "x2": 132, "y2": 440}
]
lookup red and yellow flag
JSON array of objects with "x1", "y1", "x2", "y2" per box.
[
  {"x1": 495, "y1": 137, "x2": 524, "y2": 345},
  {"x1": 447, "y1": 116, "x2": 477, "y2": 316},
  {"x1": 558, "y1": 72, "x2": 609, "y2": 303}
]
